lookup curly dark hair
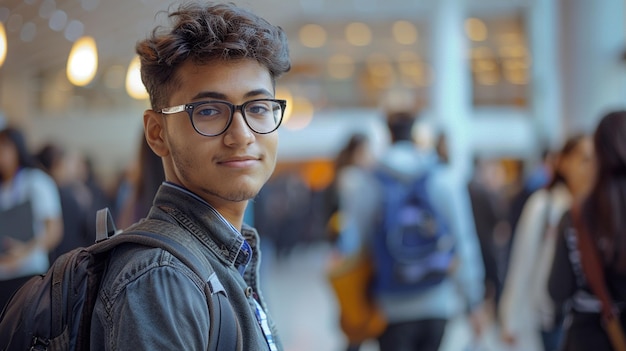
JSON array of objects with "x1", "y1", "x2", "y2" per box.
[{"x1": 136, "y1": 2, "x2": 291, "y2": 110}]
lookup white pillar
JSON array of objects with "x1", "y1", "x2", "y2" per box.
[
  {"x1": 429, "y1": 0, "x2": 472, "y2": 180},
  {"x1": 560, "y1": 0, "x2": 626, "y2": 133},
  {"x1": 527, "y1": 0, "x2": 562, "y2": 150}
]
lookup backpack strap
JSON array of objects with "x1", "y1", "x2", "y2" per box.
[
  {"x1": 93, "y1": 208, "x2": 241, "y2": 351},
  {"x1": 572, "y1": 205, "x2": 626, "y2": 351}
]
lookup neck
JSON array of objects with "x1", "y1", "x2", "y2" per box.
[{"x1": 216, "y1": 201, "x2": 248, "y2": 232}]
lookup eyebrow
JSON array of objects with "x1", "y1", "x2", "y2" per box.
[{"x1": 190, "y1": 89, "x2": 274, "y2": 101}]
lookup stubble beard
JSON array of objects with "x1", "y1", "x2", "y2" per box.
[{"x1": 171, "y1": 152, "x2": 259, "y2": 203}]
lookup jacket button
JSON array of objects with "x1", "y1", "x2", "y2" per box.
[{"x1": 245, "y1": 287, "x2": 253, "y2": 297}]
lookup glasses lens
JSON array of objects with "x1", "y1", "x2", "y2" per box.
[
  {"x1": 244, "y1": 100, "x2": 283, "y2": 133},
  {"x1": 192, "y1": 102, "x2": 231, "y2": 136}
]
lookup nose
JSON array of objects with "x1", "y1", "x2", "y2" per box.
[{"x1": 223, "y1": 109, "x2": 254, "y2": 146}]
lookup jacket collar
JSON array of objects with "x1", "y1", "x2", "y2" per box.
[{"x1": 152, "y1": 182, "x2": 252, "y2": 268}]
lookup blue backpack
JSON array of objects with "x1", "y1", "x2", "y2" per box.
[{"x1": 370, "y1": 169, "x2": 456, "y2": 295}]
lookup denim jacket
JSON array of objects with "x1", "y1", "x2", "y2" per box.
[{"x1": 90, "y1": 182, "x2": 282, "y2": 350}]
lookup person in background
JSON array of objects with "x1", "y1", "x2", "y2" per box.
[
  {"x1": 35, "y1": 142, "x2": 93, "y2": 262},
  {"x1": 116, "y1": 134, "x2": 165, "y2": 229},
  {"x1": 329, "y1": 132, "x2": 376, "y2": 256},
  {"x1": 326, "y1": 132, "x2": 378, "y2": 351},
  {"x1": 505, "y1": 149, "x2": 556, "y2": 259},
  {"x1": 89, "y1": 2, "x2": 291, "y2": 349},
  {"x1": 0, "y1": 127, "x2": 63, "y2": 309},
  {"x1": 500, "y1": 134, "x2": 594, "y2": 351},
  {"x1": 364, "y1": 110, "x2": 485, "y2": 351},
  {"x1": 79, "y1": 154, "x2": 113, "y2": 231},
  {"x1": 549, "y1": 110, "x2": 626, "y2": 351},
  {"x1": 468, "y1": 157, "x2": 509, "y2": 316}
]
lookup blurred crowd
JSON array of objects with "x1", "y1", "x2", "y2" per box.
[
  {"x1": 1, "y1": 108, "x2": 626, "y2": 351},
  {"x1": 0, "y1": 126, "x2": 164, "y2": 308},
  {"x1": 255, "y1": 109, "x2": 626, "y2": 351}
]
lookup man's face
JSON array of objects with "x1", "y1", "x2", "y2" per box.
[{"x1": 147, "y1": 59, "x2": 278, "y2": 210}]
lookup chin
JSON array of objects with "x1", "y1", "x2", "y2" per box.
[
  {"x1": 227, "y1": 192, "x2": 257, "y2": 202},
  {"x1": 222, "y1": 185, "x2": 260, "y2": 202}
]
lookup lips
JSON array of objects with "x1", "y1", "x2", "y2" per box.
[
  {"x1": 217, "y1": 155, "x2": 260, "y2": 167},
  {"x1": 219, "y1": 155, "x2": 258, "y2": 163}
]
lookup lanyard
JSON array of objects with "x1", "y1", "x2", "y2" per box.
[
  {"x1": 236, "y1": 238, "x2": 274, "y2": 349},
  {"x1": 253, "y1": 299, "x2": 278, "y2": 351}
]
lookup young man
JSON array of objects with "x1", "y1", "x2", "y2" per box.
[{"x1": 90, "y1": 2, "x2": 290, "y2": 350}]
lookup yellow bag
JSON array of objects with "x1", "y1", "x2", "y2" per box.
[{"x1": 326, "y1": 252, "x2": 387, "y2": 344}]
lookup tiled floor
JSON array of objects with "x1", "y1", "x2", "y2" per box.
[{"x1": 261, "y1": 241, "x2": 541, "y2": 351}]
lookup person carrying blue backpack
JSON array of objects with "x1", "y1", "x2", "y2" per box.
[{"x1": 359, "y1": 110, "x2": 486, "y2": 351}]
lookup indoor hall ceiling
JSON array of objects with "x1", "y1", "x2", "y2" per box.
[{"x1": 1, "y1": 0, "x2": 528, "y2": 75}]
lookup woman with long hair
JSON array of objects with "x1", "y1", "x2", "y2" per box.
[
  {"x1": 549, "y1": 110, "x2": 626, "y2": 351},
  {"x1": 500, "y1": 133, "x2": 595, "y2": 351}
]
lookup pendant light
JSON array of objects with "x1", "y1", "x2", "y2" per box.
[
  {"x1": 125, "y1": 56, "x2": 148, "y2": 100},
  {"x1": 67, "y1": 36, "x2": 98, "y2": 86}
]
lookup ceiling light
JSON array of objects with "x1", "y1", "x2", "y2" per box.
[
  {"x1": 477, "y1": 71, "x2": 500, "y2": 85},
  {"x1": 474, "y1": 59, "x2": 497, "y2": 72},
  {"x1": 67, "y1": 36, "x2": 98, "y2": 86},
  {"x1": 299, "y1": 24, "x2": 327, "y2": 48},
  {"x1": 366, "y1": 53, "x2": 393, "y2": 76},
  {"x1": 276, "y1": 87, "x2": 293, "y2": 123},
  {"x1": 465, "y1": 18, "x2": 487, "y2": 42},
  {"x1": 397, "y1": 51, "x2": 427, "y2": 86},
  {"x1": 470, "y1": 46, "x2": 493, "y2": 59},
  {"x1": 392, "y1": 20, "x2": 418, "y2": 45},
  {"x1": 345, "y1": 22, "x2": 371, "y2": 47},
  {"x1": 499, "y1": 44, "x2": 527, "y2": 58},
  {"x1": 126, "y1": 56, "x2": 148, "y2": 99},
  {"x1": 0, "y1": 22, "x2": 6, "y2": 68},
  {"x1": 505, "y1": 69, "x2": 528, "y2": 85},
  {"x1": 285, "y1": 97, "x2": 314, "y2": 130}
]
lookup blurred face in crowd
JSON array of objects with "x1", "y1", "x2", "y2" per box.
[
  {"x1": 559, "y1": 136, "x2": 595, "y2": 199},
  {"x1": 0, "y1": 135, "x2": 18, "y2": 183},
  {"x1": 354, "y1": 140, "x2": 375, "y2": 169},
  {"x1": 144, "y1": 59, "x2": 278, "y2": 216}
]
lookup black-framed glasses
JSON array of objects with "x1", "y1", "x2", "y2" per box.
[{"x1": 159, "y1": 99, "x2": 287, "y2": 137}]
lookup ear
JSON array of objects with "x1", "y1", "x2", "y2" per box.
[{"x1": 144, "y1": 110, "x2": 169, "y2": 157}]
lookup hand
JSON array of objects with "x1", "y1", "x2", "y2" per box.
[
  {"x1": 0, "y1": 237, "x2": 34, "y2": 273},
  {"x1": 468, "y1": 304, "x2": 487, "y2": 337},
  {"x1": 500, "y1": 329, "x2": 517, "y2": 345}
]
